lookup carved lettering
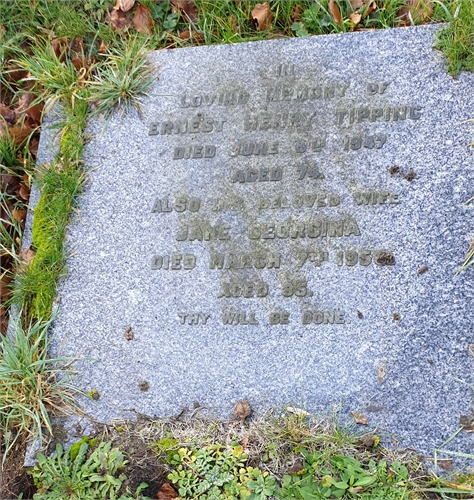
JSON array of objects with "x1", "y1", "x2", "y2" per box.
[{"x1": 210, "y1": 253, "x2": 281, "y2": 270}]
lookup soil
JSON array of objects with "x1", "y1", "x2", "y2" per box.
[{"x1": 1, "y1": 440, "x2": 36, "y2": 499}]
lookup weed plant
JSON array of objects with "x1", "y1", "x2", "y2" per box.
[
  {"x1": 31, "y1": 440, "x2": 150, "y2": 499},
  {"x1": 435, "y1": 0, "x2": 474, "y2": 75},
  {"x1": 88, "y1": 36, "x2": 155, "y2": 118},
  {"x1": 0, "y1": 315, "x2": 82, "y2": 464}
]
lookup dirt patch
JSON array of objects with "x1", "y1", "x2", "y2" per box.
[{"x1": 1, "y1": 440, "x2": 36, "y2": 499}]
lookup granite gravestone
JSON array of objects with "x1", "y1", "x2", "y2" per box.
[{"x1": 37, "y1": 25, "x2": 474, "y2": 454}]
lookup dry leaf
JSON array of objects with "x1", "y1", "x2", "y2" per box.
[
  {"x1": 110, "y1": 8, "x2": 131, "y2": 31},
  {"x1": 0, "y1": 103, "x2": 15, "y2": 124},
  {"x1": 114, "y1": 0, "x2": 135, "y2": 12},
  {"x1": 133, "y1": 4, "x2": 154, "y2": 34},
  {"x1": 286, "y1": 406, "x2": 310, "y2": 417},
  {"x1": 179, "y1": 30, "x2": 204, "y2": 43},
  {"x1": 19, "y1": 183, "x2": 30, "y2": 201},
  {"x1": 156, "y1": 483, "x2": 177, "y2": 500},
  {"x1": 349, "y1": 12, "x2": 362, "y2": 25},
  {"x1": 286, "y1": 459, "x2": 305, "y2": 474},
  {"x1": 291, "y1": 4, "x2": 304, "y2": 21},
  {"x1": 19, "y1": 247, "x2": 36, "y2": 265},
  {"x1": 12, "y1": 208, "x2": 26, "y2": 223},
  {"x1": 251, "y1": 3, "x2": 273, "y2": 31},
  {"x1": 329, "y1": 0, "x2": 342, "y2": 26},
  {"x1": 397, "y1": 0, "x2": 433, "y2": 26},
  {"x1": 171, "y1": 0, "x2": 199, "y2": 22},
  {"x1": 366, "y1": 1, "x2": 377, "y2": 16},
  {"x1": 7, "y1": 124, "x2": 33, "y2": 145},
  {"x1": 234, "y1": 400, "x2": 252, "y2": 420},
  {"x1": 351, "y1": 411, "x2": 369, "y2": 425},
  {"x1": 98, "y1": 41, "x2": 109, "y2": 54},
  {"x1": 71, "y1": 36, "x2": 85, "y2": 54},
  {"x1": 240, "y1": 436, "x2": 249, "y2": 447},
  {"x1": 350, "y1": 0, "x2": 363, "y2": 9}
]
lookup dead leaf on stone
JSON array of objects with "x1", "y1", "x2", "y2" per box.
[
  {"x1": 156, "y1": 483, "x2": 178, "y2": 500},
  {"x1": 133, "y1": 4, "x2": 154, "y2": 34},
  {"x1": 18, "y1": 247, "x2": 36, "y2": 265},
  {"x1": 110, "y1": 8, "x2": 131, "y2": 31},
  {"x1": 349, "y1": 12, "x2": 362, "y2": 26},
  {"x1": 351, "y1": 411, "x2": 369, "y2": 425},
  {"x1": 397, "y1": 0, "x2": 433, "y2": 26},
  {"x1": 459, "y1": 415, "x2": 474, "y2": 432},
  {"x1": 234, "y1": 400, "x2": 252, "y2": 420},
  {"x1": 329, "y1": 0, "x2": 342, "y2": 26},
  {"x1": 114, "y1": 0, "x2": 135, "y2": 13},
  {"x1": 171, "y1": 0, "x2": 199, "y2": 22},
  {"x1": 251, "y1": 3, "x2": 273, "y2": 31}
]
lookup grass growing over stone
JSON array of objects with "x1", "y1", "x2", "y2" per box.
[{"x1": 1, "y1": 0, "x2": 474, "y2": 497}]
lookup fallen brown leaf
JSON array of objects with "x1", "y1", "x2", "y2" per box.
[
  {"x1": 251, "y1": 2, "x2": 273, "y2": 31},
  {"x1": 0, "y1": 103, "x2": 15, "y2": 124},
  {"x1": 114, "y1": 0, "x2": 135, "y2": 13},
  {"x1": 16, "y1": 94, "x2": 43, "y2": 125},
  {"x1": 350, "y1": 0, "x2": 363, "y2": 9},
  {"x1": 6, "y1": 124, "x2": 33, "y2": 145},
  {"x1": 349, "y1": 12, "x2": 362, "y2": 25},
  {"x1": 351, "y1": 411, "x2": 369, "y2": 425},
  {"x1": 171, "y1": 0, "x2": 199, "y2": 22},
  {"x1": 329, "y1": 0, "x2": 342, "y2": 26},
  {"x1": 12, "y1": 208, "x2": 26, "y2": 224},
  {"x1": 366, "y1": 1, "x2": 377, "y2": 16},
  {"x1": 228, "y1": 14, "x2": 240, "y2": 33},
  {"x1": 286, "y1": 459, "x2": 305, "y2": 474},
  {"x1": 234, "y1": 400, "x2": 252, "y2": 420},
  {"x1": 98, "y1": 41, "x2": 109, "y2": 54},
  {"x1": 110, "y1": 8, "x2": 131, "y2": 31},
  {"x1": 18, "y1": 182, "x2": 30, "y2": 201},
  {"x1": 291, "y1": 4, "x2": 304, "y2": 21},
  {"x1": 133, "y1": 4, "x2": 154, "y2": 34},
  {"x1": 156, "y1": 483, "x2": 177, "y2": 500},
  {"x1": 179, "y1": 30, "x2": 205, "y2": 43},
  {"x1": 358, "y1": 434, "x2": 378, "y2": 447},
  {"x1": 51, "y1": 37, "x2": 68, "y2": 61},
  {"x1": 71, "y1": 36, "x2": 85, "y2": 54},
  {"x1": 18, "y1": 247, "x2": 36, "y2": 266},
  {"x1": 397, "y1": 0, "x2": 432, "y2": 26}
]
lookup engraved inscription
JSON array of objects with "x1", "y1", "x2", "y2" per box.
[
  {"x1": 151, "y1": 254, "x2": 196, "y2": 270},
  {"x1": 222, "y1": 311, "x2": 259, "y2": 325},
  {"x1": 173, "y1": 145, "x2": 216, "y2": 159},
  {"x1": 302, "y1": 310, "x2": 345, "y2": 324},
  {"x1": 178, "y1": 313, "x2": 211, "y2": 325},
  {"x1": 218, "y1": 281, "x2": 269, "y2": 298}
]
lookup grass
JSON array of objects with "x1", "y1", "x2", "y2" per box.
[
  {"x1": 1, "y1": 0, "x2": 474, "y2": 497},
  {"x1": 88, "y1": 36, "x2": 156, "y2": 118},
  {"x1": 0, "y1": 314, "x2": 82, "y2": 465},
  {"x1": 434, "y1": 0, "x2": 474, "y2": 76}
]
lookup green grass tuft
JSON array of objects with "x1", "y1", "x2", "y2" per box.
[{"x1": 0, "y1": 315, "x2": 83, "y2": 464}]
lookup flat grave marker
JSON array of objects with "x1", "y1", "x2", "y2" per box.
[{"x1": 35, "y1": 25, "x2": 474, "y2": 454}]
